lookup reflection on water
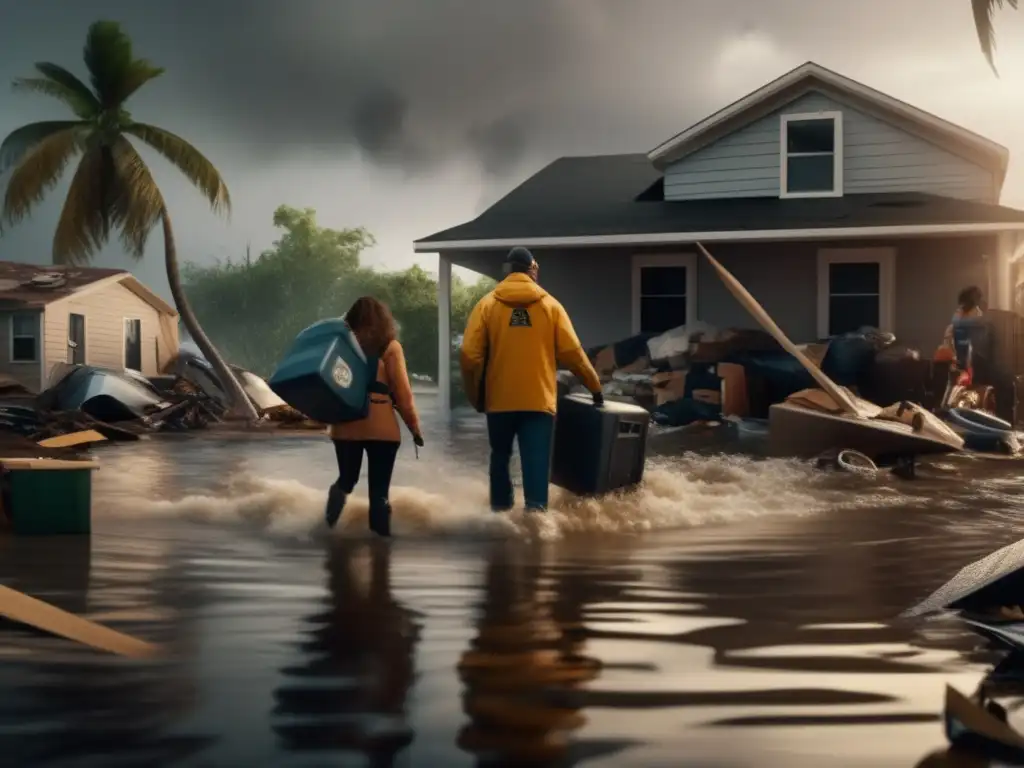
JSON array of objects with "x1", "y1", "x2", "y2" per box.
[
  {"x1": 0, "y1": 532, "x2": 214, "y2": 766},
  {"x1": 456, "y1": 542, "x2": 621, "y2": 765},
  {"x1": 272, "y1": 541, "x2": 420, "y2": 764},
  {"x1": 4, "y1": 391, "x2": 1024, "y2": 764}
]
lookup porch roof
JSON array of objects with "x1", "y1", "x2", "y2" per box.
[{"x1": 414, "y1": 154, "x2": 1024, "y2": 252}]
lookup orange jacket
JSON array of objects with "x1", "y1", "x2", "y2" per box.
[
  {"x1": 460, "y1": 273, "x2": 602, "y2": 415},
  {"x1": 329, "y1": 340, "x2": 421, "y2": 442}
]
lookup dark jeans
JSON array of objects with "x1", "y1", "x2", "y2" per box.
[
  {"x1": 486, "y1": 411, "x2": 555, "y2": 511},
  {"x1": 331, "y1": 439, "x2": 400, "y2": 533}
]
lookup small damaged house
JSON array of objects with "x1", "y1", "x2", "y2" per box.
[
  {"x1": 417, "y1": 62, "x2": 1024, "y2": 417},
  {"x1": 0, "y1": 262, "x2": 180, "y2": 393}
]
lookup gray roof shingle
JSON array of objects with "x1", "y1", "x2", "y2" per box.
[{"x1": 415, "y1": 154, "x2": 1024, "y2": 245}]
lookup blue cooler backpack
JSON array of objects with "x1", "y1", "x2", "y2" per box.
[{"x1": 268, "y1": 318, "x2": 390, "y2": 424}]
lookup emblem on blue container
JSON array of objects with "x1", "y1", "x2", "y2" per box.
[{"x1": 332, "y1": 358, "x2": 353, "y2": 388}]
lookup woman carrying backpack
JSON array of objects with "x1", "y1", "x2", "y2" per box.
[{"x1": 325, "y1": 296, "x2": 424, "y2": 536}]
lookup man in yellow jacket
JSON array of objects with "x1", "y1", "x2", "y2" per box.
[{"x1": 460, "y1": 246, "x2": 604, "y2": 512}]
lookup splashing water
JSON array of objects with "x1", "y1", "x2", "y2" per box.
[{"x1": 125, "y1": 451, "x2": 850, "y2": 542}]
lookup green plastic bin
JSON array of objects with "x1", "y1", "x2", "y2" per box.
[{"x1": 3, "y1": 458, "x2": 99, "y2": 536}]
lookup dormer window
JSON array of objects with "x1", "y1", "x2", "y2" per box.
[{"x1": 780, "y1": 111, "x2": 843, "y2": 198}]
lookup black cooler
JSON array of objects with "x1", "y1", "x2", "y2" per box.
[{"x1": 551, "y1": 394, "x2": 650, "y2": 496}]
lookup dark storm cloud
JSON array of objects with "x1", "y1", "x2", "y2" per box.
[
  {"x1": 163, "y1": 0, "x2": 983, "y2": 174},
  {"x1": 0, "y1": 0, "x2": 989, "y2": 180},
  {"x1": 468, "y1": 118, "x2": 527, "y2": 178},
  {"x1": 159, "y1": 0, "x2": 607, "y2": 175}
]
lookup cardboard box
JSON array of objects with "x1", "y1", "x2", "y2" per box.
[
  {"x1": 717, "y1": 362, "x2": 749, "y2": 417},
  {"x1": 592, "y1": 346, "x2": 616, "y2": 376},
  {"x1": 651, "y1": 370, "x2": 687, "y2": 406}
]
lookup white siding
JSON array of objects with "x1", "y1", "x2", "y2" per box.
[
  {"x1": 664, "y1": 91, "x2": 995, "y2": 203},
  {"x1": 43, "y1": 281, "x2": 167, "y2": 382}
]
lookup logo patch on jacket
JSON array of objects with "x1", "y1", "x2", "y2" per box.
[{"x1": 509, "y1": 308, "x2": 532, "y2": 327}]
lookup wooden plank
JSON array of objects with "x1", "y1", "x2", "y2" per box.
[
  {"x1": 0, "y1": 584, "x2": 159, "y2": 658},
  {"x1": 696, "y1": 242, "x2": 875, "y2": 419},
  {"x1": 37, "y1": 430, "x2": 108, "y2": 449},
  {"x1": 0, "y1": 458, "x2": 99, "y2": 471}
]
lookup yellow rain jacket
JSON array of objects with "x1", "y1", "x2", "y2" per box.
[{"x1": 460, "y1": 273, "x2": 602, "y2": 414}]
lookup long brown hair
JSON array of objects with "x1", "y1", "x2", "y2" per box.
[
  {"x1": 345, "y1": 296, "x2": 397, "y2": 357},
  {"x1": 958, "y1": 285, "x2": 983, "y2": 312}
]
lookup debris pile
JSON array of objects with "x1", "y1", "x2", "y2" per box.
[
  {"x1": 0, "y1": 352, "x2": 322, "y2": 445},
  {"x1": 905, "y1": 539, "x2": 1024, "y2": 763},
  {"x1": 567, "y1": 322, "x2": 951, "y2": 429}
]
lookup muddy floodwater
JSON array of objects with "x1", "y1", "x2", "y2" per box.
[{"x1": 2, "y1": 388, "x2": 1024, "y2": 767}]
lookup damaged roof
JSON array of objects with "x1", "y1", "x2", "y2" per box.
[
  {"x1": 414, "y1": 154, "x2": 1024, "y2": 250},
  {"x1": 0, "y1": 262, "x2": 177, "y2": 316}
]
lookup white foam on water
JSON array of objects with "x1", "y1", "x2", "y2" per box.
[{"x1": 130, "y1": 452, "x2": 844, "y2": 542}]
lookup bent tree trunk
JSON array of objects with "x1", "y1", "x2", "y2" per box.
[{"x1": 161, "y1": 209, "x2": 260, "y2": 422}]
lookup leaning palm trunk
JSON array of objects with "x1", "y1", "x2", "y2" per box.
[{"x1": 162, "y1": 209, "x2": 259, "y2": 421}]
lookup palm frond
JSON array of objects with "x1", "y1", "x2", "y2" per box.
[
  {"x1": 52, "y1": 144, "x2": 111, "y2": 265},
  {"x1": 0, "y1": 120, "x2": 85, "y2": 174},
  {"x1": 12, "y1": 78, "x2": 98, "y2": 120},
  {"x1": 118, "y1": 59, "x2": 165, "y2": 104},
  {"x1": 83, "y1": 20, "x2": 133, "y2": 107},
  {"x1": 108, "y1": 136, "x2": 165, "y2": 258},
  {"x1": 974, "y1": 0, "x2": 1019, "y2": 74},
  {"x1": 3, "y1": 126, "x2": 85, "y2": 227},
  {"x1": 126, "y1": 123, "x2": 231, "y2": 214},
  {"x1": 13, "y1": 63, "x2": 101, "y2": 118}
]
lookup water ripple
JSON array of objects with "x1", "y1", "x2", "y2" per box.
[{"x1": 2, "y1": 408, "x2": 1023, "y2": 765}]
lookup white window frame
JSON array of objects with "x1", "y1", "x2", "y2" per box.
[
  {"x1": 9, "y1": 312, "x2": 40, "y2": 364},
  {"x1": 816, "y1": 247, "x2": 896, "y2": 339},
  {"x1": 780, "y1": 111, "x2": 844, "y2": 199},
  {"x1": 631, "y1": 253, "x2": 698, "y2": 335},
  {"x1": 122, "y1": 316, "x2": 143, "y2": 372},
  {"x1": 67, "y1": 312, "x2": 87, "y2": 365}
]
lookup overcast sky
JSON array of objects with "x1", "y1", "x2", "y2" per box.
[{"x1": 0, "y1": 0, "x2": 1023, "y2": 296}]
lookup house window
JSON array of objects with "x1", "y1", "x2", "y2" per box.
[
  {"x1": 124, "y1": 318, "x2": 142, "y2": 372},
  {"x1": 780, "y1": 111, "x2": 843, "y2": 197},
  {"x1": 817, "y1": 248, "x2": 895, "y2": 338},
  {"x1": 68, "y1": 313, "x2": 86, "y2": 365},
  {"x1": 631, "y1": 254, "x2": 698, "y2": 335},
  {"x1": 10, "y1": 313, "x2": 39, "y2": 363}
]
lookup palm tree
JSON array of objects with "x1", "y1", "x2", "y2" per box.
[
  {"x1": 973, "y1": 0, "x2": 1018, "y2": 74},
  {"x1": 0, "y1": 20, "x2": 259, "y2": 420}
]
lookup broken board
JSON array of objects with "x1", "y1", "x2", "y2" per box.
[
  {"x1": 37, "y1": 430, "x2": 107, "y2": 449},
  {"x1": 944, "y1": 684, "x2": 1024, "y2": 758},
  {"x1": 0, "y1": 584, "x2": 159, "y2": 658}
]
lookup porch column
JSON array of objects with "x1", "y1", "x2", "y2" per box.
[
  {"x1": 437, "y1": 253, "x2": 452, "y2": 419},
  {"x1": 991, "y1": 232, "x2": 1017, "y2": 311},
  {"x1": 1008, "y1": 233, "x2": 1024, "y2": 313}
]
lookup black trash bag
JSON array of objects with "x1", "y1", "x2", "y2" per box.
[
  {"x1": 613, "y1": 332, "x2": 658, "y2": 368},
  {"x1": 653, "y1": 397, "x2": 721, "y2": 427},
  {"x1": 684, "y1": 365, "x2": 721, "y2": 398},
  {"x1": 821, "y1": 333, "x2": 878, "y2": 387}
]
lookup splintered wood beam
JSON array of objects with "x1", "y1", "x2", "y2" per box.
[{"x1": 695, "y1": 241, "x2": 868, "y2": 418}]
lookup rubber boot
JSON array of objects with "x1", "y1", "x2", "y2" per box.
[
  {"x1": 368, "y1": 499, "x2": 392, "y2": 537},
  {"x1": 325, "y1": 483, "x2": 347, "y2": 528}
]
